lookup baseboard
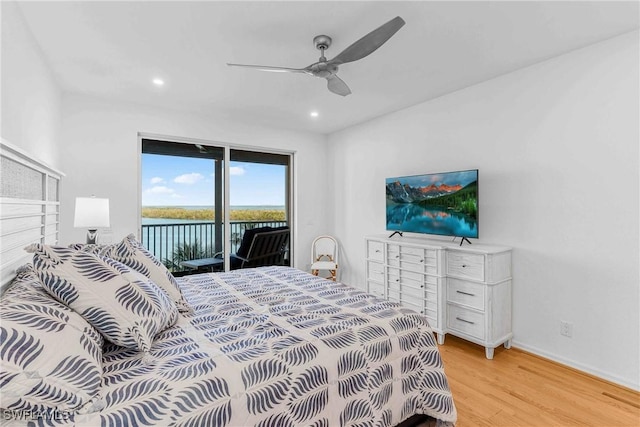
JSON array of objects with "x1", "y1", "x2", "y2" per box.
[{"x1": 512, "y1": 340, "x2": 640, "y2": 392}]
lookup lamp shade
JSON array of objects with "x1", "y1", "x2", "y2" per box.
[{"x1": 74, "y1": 197, "x2": 110, "y2": 228}]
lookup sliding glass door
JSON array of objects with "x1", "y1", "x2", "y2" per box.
[
  {"x1": 141, "y1": 139, "x2": 225, "y2": 274},
  {"x1": 140, "y1": 138, "x2": 291, "y2": 274},
  {"x1": 228, "y1": 149, "x2": 290, "y2": 259}
]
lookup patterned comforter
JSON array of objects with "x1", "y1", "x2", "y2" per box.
[{"x1": 4, "y1": 266, "x2": 457, "y2": 426}]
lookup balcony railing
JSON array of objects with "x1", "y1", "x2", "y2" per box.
[{"x1": 141, "y1": 220, "x2": 287, "y2": 272}]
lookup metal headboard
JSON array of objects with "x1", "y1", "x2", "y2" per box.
[{"x1": 0, "y1": 139, "x2": 64, "y2": 292}]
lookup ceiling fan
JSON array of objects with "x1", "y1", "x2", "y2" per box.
[{"x1": 227, "y1": 16, "x2": 405, "y2": 96}]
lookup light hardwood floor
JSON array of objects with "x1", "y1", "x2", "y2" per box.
[{"x1": 437, "y1": 335, "x2": 640, "y2": 426}]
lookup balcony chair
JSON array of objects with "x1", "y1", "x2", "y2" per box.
[
  {"x1": 179, "y1": 226, "x2": 289, "y2": 274},
  {"x1": 228, "y1": 226, "x2": 290, "y2": 270},
  {"x1": 310, "y1": 235, "x2": 339, "y2": 281}
]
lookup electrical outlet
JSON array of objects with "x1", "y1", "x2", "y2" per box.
[{"x1": 560, "y1": 320, "x2": 573, "y2": 338}]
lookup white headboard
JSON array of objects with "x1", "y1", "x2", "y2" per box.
[{"x1": 0, "y1": 139, "x2": 64, "y2": 292}]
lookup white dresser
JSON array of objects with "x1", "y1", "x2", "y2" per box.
[{"x1": 365, "y1": 234, "x2": 512, "y2": 359}]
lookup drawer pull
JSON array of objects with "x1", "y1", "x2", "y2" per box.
[
  {"x1": 375, "y1": 249, "x2": 381, "y2": 253},
  {"x1": 462, "y1": 264, "x2": 467, "y2": 268},
  {"x1": 456, "y1": 290, "x2": 475, "y2": 297},
  {"x1": 456, "y1": 317, "x2": 475, "y2": 325},
  {"x1": 419, "y1": 259, "x2": 424, "y2": 263}
]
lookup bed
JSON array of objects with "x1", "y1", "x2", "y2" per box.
[
  {"x1": 0, "y1": 142, "x2": 456, "y2": 426},
  {"x1": 2, "y1": 263, "x2": 456, "y2": 426}
]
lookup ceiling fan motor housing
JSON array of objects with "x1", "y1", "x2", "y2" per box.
[{"x1": 313, "y1": 35, "x2": 332, "y2": 51}]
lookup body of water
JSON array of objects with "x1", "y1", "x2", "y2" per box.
[
  {"x1": 142, "y1": 217, "x2": 210, "y2": 225},
  {"x1": 140, "y1": 206, "x2": 286, "y2": 269}
]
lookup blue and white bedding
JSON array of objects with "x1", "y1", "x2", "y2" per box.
[{"x1": 2, "y1": 266, "x2": 456, "y2": 426}]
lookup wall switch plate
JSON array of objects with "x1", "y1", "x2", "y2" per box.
[{"x1": 560, "y1": 320, "x2": 573, "y2": 338}]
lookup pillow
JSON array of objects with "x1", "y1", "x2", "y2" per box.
[
  {"x1": 26, "y1": 244, "x2": 179, "y2": 354},
  {"x1": 0, "y1": 266, "x2": 104, "y2": 414},
  {"x1": 71, "y1": 234, "x2": 191, "y2": 313}
]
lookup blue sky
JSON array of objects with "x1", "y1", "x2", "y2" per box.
[{"x1": 141, "y1": 154, "x2": 286, "y2": 206}]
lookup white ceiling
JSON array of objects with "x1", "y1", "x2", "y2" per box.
[{"x1": 17, "y1": 1, "x2": 639, "y2": 135}]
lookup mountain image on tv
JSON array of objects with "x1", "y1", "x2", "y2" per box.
[{"x1": 386, "y1": 169, "x2": 478, "y2": 238}]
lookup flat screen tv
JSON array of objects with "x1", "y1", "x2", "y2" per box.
[{"x1": 386, "y1": 169, "x2": 478, "y2": 239}]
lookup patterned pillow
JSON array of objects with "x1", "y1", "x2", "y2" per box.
[
  {"x1": 26, "y1": 244, "x2": 179, "y2": 354},
  {"x1": 71, "y1": 234, "x2": 191, "y2": 313},
  {"x1": 0, "y1": 266, "x2": 104, "y2": 415}
]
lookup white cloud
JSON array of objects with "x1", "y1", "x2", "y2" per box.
[
  {"x1": 230, "y1": 166, "x2": 245, "y2": 176},
  {"x1": 174, "y1": 172, "x2": 204, "y2": 184},
  {"x1": 150, "y1": 176, "x2": 164, "y2": 184},
  {"x1": 146, "y1": 186, "x2": 175, "y2": 195}
]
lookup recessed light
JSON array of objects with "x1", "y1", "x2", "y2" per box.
[
  {"x1": 152, "y1": 78, "x2": 165, "y2": 86},
  {"x1": 310, "y1": 111, "x2": 319, "y2": 118}
]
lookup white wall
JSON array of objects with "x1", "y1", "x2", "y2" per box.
[
  {"x1": 327, "y1": 31, "x2": 639, "y2": 389},
  {"x1": 1, "y1": 1, "x2": 62, "y2": 168},
  {"x1": 59, "y1": 94, "x2": 329, "y2": 270}
]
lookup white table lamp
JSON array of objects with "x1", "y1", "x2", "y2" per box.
[{"x1": 74, "y1": 196, "x2": 110, "y2": 243}]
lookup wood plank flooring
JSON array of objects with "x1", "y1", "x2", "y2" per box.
[{"x1": 436, "y1": 335, "x2": 640, "y2": 426}]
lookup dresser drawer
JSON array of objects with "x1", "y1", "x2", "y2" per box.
[
  {"x1": 400, "y1": 282, "x2": 424, "y2": 300},
  {"x1": 447, "y1": 278, "x2": 484, "y2": 311},
  {"x1": 425, "y1": 299, "x2": 438, "y2": 313},
  {"x1": 367, "y1": 281, "x2": 385, "y2": 298},
  {"x1": 367, "y1": 261, "x2": 385, "y2": 281},
  {"x1": 387, "y1": 244, "x2": 400, "y2": 257},
  {"x1": 447, "y1": 251, "x2": 484, "y2": 281},
  {"x1": 388, "y1": 280, "x2": 424, "y2": 301},
  {"x1": 367, "y1": 241, "x2": 385, "y2": 262},
  {"x1": 400, "y1": 269, "x2": 424, "y2": 283},
  {"x1": 389, "y1": 249, "x2": 423, "y2": 270},
  {"x1": 388, "y1": 268, "x2": 425, "y2": 287},
  {"x1": 402, "y1": 246, "x2": 425, "y2": 257},
  {"x1": 425, "y1": 281, "x2": 438, "y2": 295},
  {"x1": 447, "y1": 304, "x2": 485, "y2": 340}
]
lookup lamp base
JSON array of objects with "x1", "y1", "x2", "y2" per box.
[{"x1": 86, "y1": 229, "x2": 98, "y2": 244}]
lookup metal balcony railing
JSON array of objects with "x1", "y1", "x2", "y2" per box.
[{"x1": 141, "y1": 220, "x2": 287, "y2": 272}]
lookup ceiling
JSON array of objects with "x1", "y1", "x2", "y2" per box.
[{"x1": 17, "y1": 1, "x2": 639, "y2": 135}]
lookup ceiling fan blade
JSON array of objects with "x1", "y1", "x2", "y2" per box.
[
  {"x1": 329, "y1": 16, "x2": 405, "y2": 66},
  {"x1": 226, "y1": 63, "x2": 308, "y2": 74},
  {"x1": 326, "y1": 74, "x2": 351, "y2": 96}
]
